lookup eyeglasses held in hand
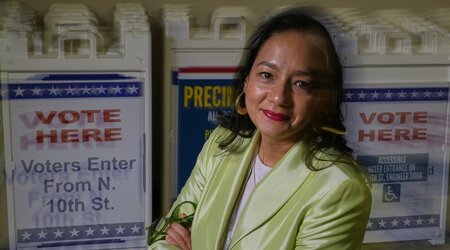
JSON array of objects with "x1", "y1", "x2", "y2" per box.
[{"x1": 147, "y1": 201, "x2": 197, "y2": 246}]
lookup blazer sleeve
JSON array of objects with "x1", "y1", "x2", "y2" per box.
[
  {"x1": 148, "y1": 127, "x2": 223, "y2": 250},
  {"x1": 295, "y1": 178, "x2": 372, "y2": 250}
]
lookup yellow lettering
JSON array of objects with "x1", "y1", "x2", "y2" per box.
[
  {"x1": 183, "y1": 85, "x2": 235, "y2": 108},
  {"x1": 213, "y1": 86, "x2": 221, "y2": 107},
  {"x1": 205, "y1": 129, "x2": 214, "y2": 140},
  {"x1": 194, "y1": 86, "x2": 203, "y2": 107},
  {"x1": 227, "y1": 86, "x2": 233, "y2": 107},
  {"x1": 184, "y1": 86, "x2": 193, "y2": 108},
  {"x1": 204, "y1": 86, "x2": 212, "y2": 108}
]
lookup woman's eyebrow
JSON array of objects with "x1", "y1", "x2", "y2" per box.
[
  {"x1": 256, "y1": 61, "x2": 280, "y2": 70},
  {"x1": 257, "y1": 61, "x2": 316, "y2": 76},
  {"x1": 255, "y1": 61, "x2": 332, "y2": 81}
]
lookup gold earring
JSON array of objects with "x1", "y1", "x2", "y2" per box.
[
  {"x1": 235, "y1": 92, "x2": 247, "y2": 115},
  {"x1": 320, "y1": 126, "x2": 347, "y2": 135}
]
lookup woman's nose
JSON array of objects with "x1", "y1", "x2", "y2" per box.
[{"x1": 267, "y1": 79, "x2": 291, "y2": 106}]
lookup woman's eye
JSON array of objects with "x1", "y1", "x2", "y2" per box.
[
  {"x1": 259, "y1": 72, "x2": 273, "y2": 80},
  {"x1": 294, "y1": 80, "x2": 313, "y2": 90}
]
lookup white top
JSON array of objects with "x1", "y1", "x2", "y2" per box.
[{"x1": 223, "y1": 154, "x2": 271, "y2": 250}]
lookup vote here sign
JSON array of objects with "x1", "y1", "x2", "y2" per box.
[
  {"x1": 343, "y1": 83, "x2": 449, "y2": 243},
  {"x1": 3, "y1": 73, "x2": 147, "y2": 248}
]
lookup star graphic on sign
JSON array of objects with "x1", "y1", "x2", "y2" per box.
[
  {"x1": 13, "y1": 86, "x2": 25, "y2": 97},
  {"x1": 112, "y1": 84, "x2": 123, "y2": 94},
  {"x1": 115, "y1": 225, "x2": 125, "y2": 234},
  {"x1": 411, "y1": 91, "x2": 418, "y2": 98},
  {"x1": 97, "y1": 85, "x2": 107, "y2": 94},
  {"x1": 428, "y1": 217, "x2": 436, "y2": 224},
  {"x1": 127, "y1": 84, "x2": 139, "y2": 94},
  {"x1": 371, "y1": 91, "x2": 380, "y2": 99},
  {"x1": 48, "y1": 85, "x2": 59, "y2": 95},
  {"x1": 437, "y1": 90, "x2": 445, "y2": 98},
  {"x1": 85, "y1": 227, "x2": 95, "y2": 236},
  {"x1": 366, "y1": 221, "x2": 373, "y2": 229},
  {"x1": 378, "y1": 219, "x2": 386, "y2": 228},
  {"x1": 100, "y1": 226, "x2": 110, "y2": 235},
  {"x1": 424, "y1": 90, "x2": 431, "y2": 98},
  {"x1": 70, "y1": 228, "x2": 79, "y2": 237},
  {"x1": 131, "y1": 224, "x2": 140, "y2": 234},
  {"x1": 21, "y1": 231, "x2": 31, "y2": 240},
  {"x1": 398, "y1": 90, "x2": 406, "y2": 99},
  {"x1": 53, "y1": 229, "x2": 63, "y2": 238},
  {"x1": 81, "y1": 85, "x2": 91, "y2": 94},
  {"x1": 357, "y1": 91, "x2": 366, "y2": 99},
  {"x1": 65, "y1": 85, "x2": 77, "y2": 95},
  {"x1": 390, "y1": 219, "x2": 399, "y2": 227},
  {"x1": 385, "y1": 91, "x2": 393, "y2": 99},
  {"x1": 344, "y1": 91, "x2": 353, "y2": 99},
  {"x1": 416, "y1": 217, "x2": 423, "y2": 225},
  {"x1": 37, "y1": 230, "x2": 47, "y2": 239},
  {"x1": 404, "y1": 218, "x2": 411, "y2": 226},
  {"x1": 31, "y1": 86, "x2": 42, "y2": 96}
]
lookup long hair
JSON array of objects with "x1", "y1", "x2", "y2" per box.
[{"x1": 217, "y1": 7, "x2": 353, "y2": 170}]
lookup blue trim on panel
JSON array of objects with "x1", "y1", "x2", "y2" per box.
[
  {"x1": 172, "y1": 71, "x2": 179, "y2": 85},
  {"x1": 2, "y1": 82, "x2": 142, "y2": 100},
  {"x1": 343, "y1": 87, "x2": 448, "y2": 102},
  {"x1": 366, "y1": 214, "x2": 439, "y2": 231},
  {"x1": 17, "y1": 222, "x2": 145, "y2": 244}
]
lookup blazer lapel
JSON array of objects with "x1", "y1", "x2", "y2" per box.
[
  {"x1": 194, "y1": 131, "x2": 260, "y2": 249},
  {"x1": 230, "y1": 140, "x2": 313, "y2": 247}
]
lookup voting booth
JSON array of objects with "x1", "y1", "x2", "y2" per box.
[
  {"x1": 0, "y1": 2, "x2": 152, "y2": 249},
  {"x1": 329, "y1": 8, "x2": 450, "y2": 244},
  {"x1": 162, "y1": 5, "x2": 254, "y2": 210}
]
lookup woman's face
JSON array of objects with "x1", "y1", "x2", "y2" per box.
[{"x1": 244, "y1": 31, "x2": 330, "y2": 143}]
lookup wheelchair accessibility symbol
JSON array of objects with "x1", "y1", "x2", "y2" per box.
[{"x1": 383, "y1": 184, "x2": 401, "y2": 202}]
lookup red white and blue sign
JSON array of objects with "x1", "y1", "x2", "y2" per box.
[
  {"x1": 3, "y1": 73, "x2": 147, "y2": 248},
  {"x1": 343, "y1": 82, "x2": 449, "y2": 243}
]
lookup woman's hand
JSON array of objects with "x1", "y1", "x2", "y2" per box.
[
  {"x1": 166, "y1": 222, "x2": 192, "y2": 250},
  {"x1": 166, "y1": 213, "x2": 192, "y2": 250}
]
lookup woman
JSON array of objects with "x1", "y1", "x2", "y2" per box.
[{"x1": 149, "y1": 7, "x2": 371, "y2": 250}]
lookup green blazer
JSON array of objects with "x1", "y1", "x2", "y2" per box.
[{"x1": 149, "y1": 127, "x2": 372, "y2": 250}]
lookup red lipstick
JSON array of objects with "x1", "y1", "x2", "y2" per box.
[{"x1": 262, "y1": 109, "x2": 289, "y2": 121}]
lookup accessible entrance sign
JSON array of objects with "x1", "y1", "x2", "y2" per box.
[{"x1": 343, "y1": 82, "x2": 449, "y2": 244}]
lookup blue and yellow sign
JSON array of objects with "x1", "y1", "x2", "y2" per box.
[{"x1": 176, "y1": 67, "x2": 236, "y2": 192}]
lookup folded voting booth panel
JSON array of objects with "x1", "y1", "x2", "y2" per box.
[
  {"x1": 0, "y1": 2, "x2": 152, "y2": 249},
  {"x1": 162, "y1": 5, "x2": 251, "y2": 209}
]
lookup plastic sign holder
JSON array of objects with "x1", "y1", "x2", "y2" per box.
[
  {"x1": 328, "y1": 8, "x2": 450, "y2": 244},
  {"x1": 161, "y1": 5, "x2": 253, "y2": 212},
  {"x1": 0, "y1": 3, "x2": 152, "y2": 249}
]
